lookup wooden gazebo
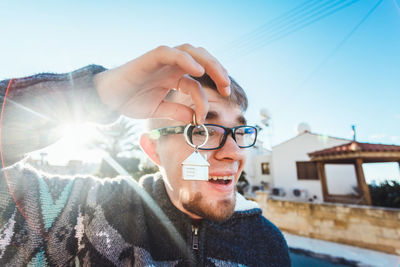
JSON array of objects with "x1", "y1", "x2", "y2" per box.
[{"x1": 308, "y1": 141, "x2": 400, "y2": 205}]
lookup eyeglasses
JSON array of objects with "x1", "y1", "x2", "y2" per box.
[{"x1": 149, "y1": 124, "x2": 258, "y2": 150}]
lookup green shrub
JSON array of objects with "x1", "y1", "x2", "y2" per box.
[{"x1": 369, "y1": 180, "x2": 400, "y2": 208}]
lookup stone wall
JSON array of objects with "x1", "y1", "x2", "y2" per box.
[{"x1": 255, "y1": 192, "x2": 400, "y2": 255}]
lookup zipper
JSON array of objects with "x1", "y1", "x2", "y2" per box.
[
  {"x1": 191, "y1": 222, "x2": 204, "y2": 266},
  {"x1": 192, "y1": 225, "x2": 199, "y2": 250}
]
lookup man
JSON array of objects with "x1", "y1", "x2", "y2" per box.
[{"x1": 0, "y1": 45, "x2": 290, "y2": 266}]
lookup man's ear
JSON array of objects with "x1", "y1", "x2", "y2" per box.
[{"x1": 139, "y1": 134, "x2": 161, "y2": 165}]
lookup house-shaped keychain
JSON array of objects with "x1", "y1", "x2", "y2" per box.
[{"x1": 181, "y1": 151, "x2": 210, "y2": 181}]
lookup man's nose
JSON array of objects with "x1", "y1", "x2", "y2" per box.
[{"x1": 214, "y1": 134, "x2": 243, "y2": 160}]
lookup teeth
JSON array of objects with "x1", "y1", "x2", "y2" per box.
[{"x1": 209, "y1": 175, "x2": 234, "y2": 181}]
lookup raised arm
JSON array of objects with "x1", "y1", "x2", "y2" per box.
[
  {"x1": 0, "y1": 44, "x2": 230, "y2": 166},
  {"x1": 0, "y1": 65, "x2": 118, "y2": 166},
  {"x1": 94, "y1": 44, "x2": 230, "y2": 123}
]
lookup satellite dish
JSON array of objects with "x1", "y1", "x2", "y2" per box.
[
  {"x1": 297, "y1": 122, "x2": 311, "y2": 134},
  {"x1": 260, "y1": 108, "x2": 270, "y2": 120},
  {"x1": 259, "y1": 108, "x2": 271, "y2": 127}
]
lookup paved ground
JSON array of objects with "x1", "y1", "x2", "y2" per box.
[{"x1": 284, "y1": 232, "x2": 400, "y2": 267}]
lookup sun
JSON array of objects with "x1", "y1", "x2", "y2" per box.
[
  {"x1": 58, "y1": 123, "x2": 100, "y2": 147},
  {"x1": 41, "y1": 123, "x2": 105, "y2": 165}
]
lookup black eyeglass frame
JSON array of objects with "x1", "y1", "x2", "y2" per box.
[{"x1": 150, "y1": 124, "x2": 258, "y2": 150}]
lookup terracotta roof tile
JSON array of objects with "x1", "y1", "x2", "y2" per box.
[{"x1": 308, "y1": 141, "x2": 400, "y2": 157}]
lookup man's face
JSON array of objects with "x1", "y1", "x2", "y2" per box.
[{"x1": 154, "y1": 88, "x2": 247, "y2": 222}]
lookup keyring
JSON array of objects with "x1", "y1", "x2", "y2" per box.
[{"x1": 183, "y1": 113, "x2": 209, "y2": 149}]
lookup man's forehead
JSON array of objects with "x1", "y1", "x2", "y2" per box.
[
  {"x1": 145, "y1": 108, "x2": 246, "y2": 133},
  {"x1": 146, "y1": 85, "x2": 248, "y2": 131},
  {"x1": 163, "y1": 88, "x2": 247, "y2": 126},
  {"x1": 205, "y1": 110, "x2": 247, "y2": 125}
]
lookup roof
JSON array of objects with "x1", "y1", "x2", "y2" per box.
[
  {"x1": 272, "y1": 131, "x2": 350, "y2": 148},
  {"x1": 308, "y1": 141, "x2": 400, "y2": 160}
]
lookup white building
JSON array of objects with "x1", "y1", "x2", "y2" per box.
[
  {"x1": 246, "y1": 126, "x2": 400, "y2": 205},
  {"x1": 270, "y1": 130, "x2": 350, "y2": 202},
  {"x1": 244, "y1": 139, "x2": 272, "y2": 190}
]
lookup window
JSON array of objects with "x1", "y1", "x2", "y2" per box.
[
  {"x1": 296, "y1": 161, "x2": 318, "y2": 180},
  {"x1": 261, "y1": 162, "x2": 270, "y2": 175},
  {"x1": 325, "y1": 164, "x2": 358, "y2": 195}
]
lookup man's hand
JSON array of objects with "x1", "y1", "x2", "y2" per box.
[{"x1": 93, "y1": 44, "x2": 231, "y2": 124}]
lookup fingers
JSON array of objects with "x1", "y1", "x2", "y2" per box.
[
  {"x1": 151, "y1": 46, "x2": 205, "y2": 77},
  {"x1": 113, "y1": 44, "x2": 231, "y2": 123},
  {"x1": 176, "y1": 44, "x2": 231, "y2": 96},
  {"x1": 177, "y1": 75, "x2": 208, "y2": 124},
  {"x1": 151, "y1": 101, "x2": 194, "y2": 123},
  {"x1": 144, "y1": 45, "x2": 231, "y2": 96}
]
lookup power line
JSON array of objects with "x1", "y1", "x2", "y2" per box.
[
  {"x1": 217, "y1": 0, "x2": 360, "y2": 61},
  {"x1": 223, "y1": 0, "x2": 319, "y2": 52},
  {"x1": 231, "y1": 0, "x2": 342, "y2": 54},
  {"x1": 298, "y1": 0, "x2": 383, "y2": 88},
  {"x1": 241, "y1": 0, "x2": 360, "y2": 57}
]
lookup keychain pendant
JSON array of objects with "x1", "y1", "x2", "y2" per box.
[
  {"x1": 181, "y1": 113, "x2": 210, "y2": 181},
  {"x1": 182, "y1": 150, "x2": 209, "y2": 181}
]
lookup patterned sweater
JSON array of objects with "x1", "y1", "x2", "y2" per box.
[{"x1": 0, "y1": 66, "x2": 291, "y2": 266}]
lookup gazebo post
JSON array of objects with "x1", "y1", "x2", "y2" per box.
[
  {"x1": 317, "y1": 161, "x2": 328, "y2": 202},
  {"x1": 355, "y1": 158, "x2": 372, "y2": 205}
]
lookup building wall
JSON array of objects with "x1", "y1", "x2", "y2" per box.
[
  {"x1": 256, "y1": 192, "x2": 400, "y2": 255},
  {"x1": 243, "y1": 140, "x2": 272, "y2": 187},
  {"x1": 271, "y1": 132, "x2": 349, "y2": 202},
  {"x1": 252, "y1": 154, "x2": 272, "y2": 186}
]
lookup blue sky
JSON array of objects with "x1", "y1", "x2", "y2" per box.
[{"x1": 1, "y1": 0, "x2": 399, "y2": 180}]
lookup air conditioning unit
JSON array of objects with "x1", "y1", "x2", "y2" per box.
[
  {"x1": 271, "y1": 187, "x2": 285, "y2": 197},
  {"x1": 292, "y1": 188, "x2": 308, "y2": 199}
]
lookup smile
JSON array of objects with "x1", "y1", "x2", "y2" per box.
[{"x1": 208, "y1": 175, "x2": 234, "y2": 185}]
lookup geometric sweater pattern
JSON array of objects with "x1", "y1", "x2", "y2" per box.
[{"x1": 0, "y1": 163, "x2": 291, "y2": 266}]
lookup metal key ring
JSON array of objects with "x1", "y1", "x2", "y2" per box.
[{"x1": 184, "y1": 113, "x2": 209, "y2": 149}]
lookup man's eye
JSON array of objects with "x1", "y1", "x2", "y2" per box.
[
  {"x1": 235, "y1": 129, "x2": 245, "y2": 136},
  {"x1": 207, "y1": 128, "x2": 216, "y2": 136},
  {"x1": 193, "y1": 130, "x2": 207, "y2": 136}
]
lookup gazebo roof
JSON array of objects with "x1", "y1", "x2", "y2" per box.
[{"x1": 308, "y1": 141, "x2": 400, "y2": 162}]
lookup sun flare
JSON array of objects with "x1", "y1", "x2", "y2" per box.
[{"x1": 40, "y1": 123, "x2": 104, "y2": 165}]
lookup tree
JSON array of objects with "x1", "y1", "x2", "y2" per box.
[
  {"x1": 237, "y1": 171, "x2": 249, "y2": 195},
  {"x1": 132, "y1": 164, "x2": 159, "y2": 180},
  {"x1": 369, "y1": 180, "x2": 400, "y2": 208},
  {"x1": 92, "y1": 117, "x2": 140, "y2": 159},
  {"x1": 91, "y1": 117, "x2": 143, "y2": 178}
]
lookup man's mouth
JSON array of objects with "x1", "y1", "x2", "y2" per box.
[{"x1": 208, "y1": 175, "x2": 234, "y2": 185}]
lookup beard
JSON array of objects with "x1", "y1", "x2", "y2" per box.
[{"x1": 182, "y1": 188, "x2": 237, "y2": 222}]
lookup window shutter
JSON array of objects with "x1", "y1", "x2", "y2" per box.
[{"x1": 296, "y1": 161, "x2": 318, "y2": 180}]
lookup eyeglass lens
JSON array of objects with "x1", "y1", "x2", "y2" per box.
[{"x1": 190, "y1": 125, "x2": 256, "y2": 149}]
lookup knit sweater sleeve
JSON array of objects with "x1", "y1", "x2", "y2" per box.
[
  {"x1": 0, "y1": 65, "x2": 119, "y2": 166},
  {"x1": 0, "y1": 162, "x2": 94, "y2": 265}
]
